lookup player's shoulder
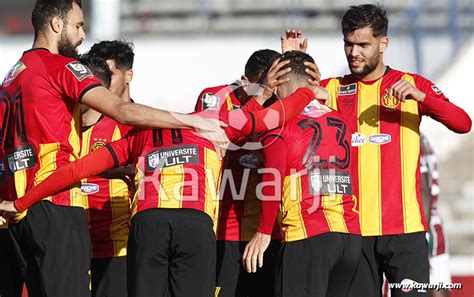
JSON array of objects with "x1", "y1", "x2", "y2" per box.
[{"x1": 320, "y1": 76, "x2": 343, "y2": 88}]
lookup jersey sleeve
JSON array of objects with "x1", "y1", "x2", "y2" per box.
[
  {"x1": 256, "y1": 133, "x2": 286, "y2": 235},
  {"x1": 52, "y1": 59, "x2": 102, "y2": 104},
  {"x1": 414, "y1": 74, "x2": 472, "y2": 133},
  {"x1": 14, "y1": 145, "x2": 116, "y2": 212},
  {"x1": 105, "y1": 128, "x2": 138, "y2": 167}
]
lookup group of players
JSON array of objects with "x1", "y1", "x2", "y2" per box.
[{"x1": 0, "y1": 1, "x2": 471, "y2": 297}]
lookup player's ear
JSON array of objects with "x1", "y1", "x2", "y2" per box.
[
  {"x1": 51, "y1": 16, "x2": 63, "y2": 34},
  {"x1": 380, "y1": 36, "x2": 388, "y2": 53},
  {"x1": 125, "y1": 69, "x2": 133, "y2": 84}
]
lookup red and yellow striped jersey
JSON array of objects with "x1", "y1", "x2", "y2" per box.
[
  {"x1": 321, "y1": 67, "x2": 469, "y2": 236},
  {"x1": 80, "y1": 116, "x2": 133, "y2": 258},
  {"x1": 258, "y1": 102, "x2": 360, "y2": 242},
  {"x1": 0, "y1": 48, "x2": 101, "y2": 222},
  {"x1": 196, "y1": 85, "x2": 280, "y2": 241}
]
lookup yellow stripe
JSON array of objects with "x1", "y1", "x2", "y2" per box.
[
  {"x1": 225, "y1": 93, "x2": 233, "y2": 110},
  {"x1": 69, "y1": 105, "x2": 82, "y2": 161},
  {"x1": 400, "y1": 74, "x2": 424, "y2": 233},
  {"x1": 131, "y1": 165, "x2": 143, "y2": 217},
  {"x1": 325, "y1": 78, "x2": 342, "y2": 111},
  {"x1": 34, "y1": 143, "x2": 60, "y2": 203},
  {"x1": 322, "y1": 194, "x2": 348, "y2": 233},
  {"x1": 282, "y1": 172, "x2": 306, "y2": 241},
  {"x1": 158, "y1": 165, "x2": 183, "y2": 209},
  {"x1": 358, "y1": 80, "x2": 383, "y2": 236},
  {"x1": 204, "y1": 148, "x2": 221, "y2": 232}
]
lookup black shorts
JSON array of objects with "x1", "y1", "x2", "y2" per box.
[
  {"x1": 127, "y1": 208, "x2": 216, "y2": 297},
  {"x1": 0, "y1": 228, "x2": 24, "y2": 297},
  {"x1": 216, "y1": 240, "x2": 281, "y2": 297},
  {"x1": 275, "y1": 232, "x2": 362, "y2": 297},
  {"x1": 91, "y1": 256, "x2": 127, "y2": 297},
  {"x1": 10, "y1": 201, "x2": 90, "y2": 297},
  {"x1": 348, "y1": 232, "x2": 429, "y2": 297}
]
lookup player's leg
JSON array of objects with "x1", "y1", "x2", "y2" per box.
[
  {"x1": 127, "y1": 209, "x2": 171, "y2": 297},
  {"x1": 327, "y1": 233, "x2": 363, "y2": 297},
  {"x1": 274, "y1": 239, "x2": 309, "y2": 297},
  {"x1": 381, "y1": 232, "x2": 430, "y2": 297},
  {"x1": 248, "y1": 240, "x2": 281, "y2": 297},
  {"x1": 348, "y1": 236, "x2": 383, "y2": 297},
  {"x1": 215, "y1": 240, "x2": 245, "y2": 297},
  {"x1": 168, "y1": 209, "x2": 216, "y2": 297},
  {"x1": 429, "y1": 253, "x2": 451, "y2": 297},
  {"x1": 91, "y1": 256, "x2": 127, "y2": 297},
  {"x1": 0, "y1": 228, "x2": 24, "y2": 297},
  {"x1": 10, "y1": 201, "x2": 91, "y2": 297}
]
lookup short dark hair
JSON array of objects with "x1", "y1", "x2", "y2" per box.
[
  {"x1": 31, "y1": 0, "x2": 82, "y2": 38},
  {"x1": 86, "y1": 40, "x2": 135, "y2": 70},
  {"x1": 79, "y1": 54, "x2": 112, "y2": 89},
  {"x1": 245, "y1": 49, "x2": 281, "y2": 83},
  {"x1": 342, "y1": 4, "x2": 388, "y2": 37},
  {"x1": 279, "y1": 51, "x2": 315, "y2": 81}
]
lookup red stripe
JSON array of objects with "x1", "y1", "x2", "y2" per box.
[
  {"x1": 434, "y1": 224, "x2": 446, "y2": 255},
  {"x1": 379, "y1": 73, "x2": 405, "y2": 235}
]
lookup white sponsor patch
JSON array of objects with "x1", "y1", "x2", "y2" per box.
[
  {"x1": 351, "y1": 132, "x2": 367, "y2": 147},
  {"x1": 81, "y1": 183, "x2": 99, "y2": 194},
  {"x1": 368, "y1": 134, "x2": 391, "y2": 145},
  {"x1": 431, "y1": 85, "x2": 443, "y2": 95},
  {"x1": 239, "y1": 153, "x2": 262, "y2": 169}
]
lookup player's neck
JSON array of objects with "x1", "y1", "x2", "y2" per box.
[
  {"x1": 120, "y1": 89, "x2": 132, "y2": 103},
  {"x1": 354, "y1": 62, "x2": 387, "y2": 82},
  {"x1": 32, "y1": 35, "x2": 59, "y2": 54},
  {"x1": 82, "y1": 109, "x2": 102, "y2": 127}
]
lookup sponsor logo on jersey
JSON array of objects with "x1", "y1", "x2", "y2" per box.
[
  {"x1": 2, "y1": 61, "x2": 26, "y2": 88},
  {"x1": 146, "y1": 144, "x2": 199, "y2": 172},
  {"x1": 382, "y1": 92, "x2": 400, "y2": 109},
  {"x1": 301, "y1": 100, "x2": 332, "y2": 118},
  {"x1": 431, "y1": 85, "x2": 443, "y2": 95},
  {"x1": 90, "y1": 141, "x2": 106, "y2": 152},
  {"x1": 351, "y1": 132, "x2": 367, "y2": 147},
  {"x1": 66, "y1": 61, "x2": 93, "y2": 81},
  {"x1": 7, "y1": 144, "x2": 37, "y2": 172},
  {"x1": 239, "y1": 153, "x2": 262, "y2": 169},
  {"x1": 309, "y1": 169, "x2": 352, "y2": 195},
  {"x1": 81, "y1": 183, "x2": 100, "y2": 194},
  {"x1": 201, "y1": 93, "x2": 220, "y2": 110},
  {"x1": 368, "y1": 134, "x2": 391, "y2": 145},
  {"x1": 338, "y1": 83, "x2": 357, "y2": 96}
]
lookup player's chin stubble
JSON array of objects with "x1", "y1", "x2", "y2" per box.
[{"x1": 58, "y1": 33, "x2": 80, "y2": 60}]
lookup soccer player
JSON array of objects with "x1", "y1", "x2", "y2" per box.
[
  {"x1": 79, "y1": 48, "x2": 134, "y2": 297},
  {"x1": 195, "y1": 49, "x2": 283, "y2": 297},
  {"x1": 315, "y1": 4, "x2": 470, "y2": 297},
  {"x1": 0, "y1": 1, "x2": 228, "y2": 296},
  {"x1": 243, "y1": 51, "x2": 361, "y2": 297},
  {"x1": 0, "y1": 67, "x2": 328, "y2": 297}
]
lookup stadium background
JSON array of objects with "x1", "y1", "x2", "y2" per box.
[{"x1": 0, "y1": 0, "x2": 472, "y2": 296}]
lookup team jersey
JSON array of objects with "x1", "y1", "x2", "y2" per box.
[
  {"x1": 257, "y1": 101, "x2": 360, "y2": 242},
  {"x1": 80, "y1": 116, "x2": 133, "y2": 258},
  {"x1": 420, "y1": 134, "x2": 447, "y2": 256},
  {"x1": 195, "y1": 84, "x2": 280, "y2": 241},
  {"x1": 321, "y1": 67, "x2": 471, "y2": 236},
  {"x1": 0, "y1": 48, "x2": 101, "y2": 222}
]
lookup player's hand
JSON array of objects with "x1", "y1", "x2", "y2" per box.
[
  {"x1": 255, "y1": 58, "x2": 292, "y2": 105},
  {"x1": 242, "y1": 232, "x2": 271, "y2": 273},
  {"x1": 387, "y1": 79, "x2": 426, "y2": 103},
  {"x1": 189, "y1": 115, "x2": 230, "y2": 159},
  {"x1": 0, "y1": 200, "x2": 18, "y2": 213},
  {"x1": 281, "y1": 29, "x2": 308, "y2": 53}
]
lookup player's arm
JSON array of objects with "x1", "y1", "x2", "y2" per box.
[
  {"x1": 387, "y1": 75, "x2": 472, "y2": 133},
  {"x1": 243, "y1": 134, "x2": 286, "y2": 273},
  {"x1": 0, "y1": 137, "x2": 132, "y2": 215},
  {"x1": 81, "y1": 87, "x2": 229, "y2": 158}
]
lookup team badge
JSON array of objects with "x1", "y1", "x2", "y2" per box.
[
  {"x1": 90, "y1": 141, "x2": 106, "y2": 152},
  {"x1": 201, "y1": 93, "x2": 220, "y2": 110},
  {"x1": 66, "y1": 61, "x2": 93, "y2": 81},
  {"x1": 382, "y1": 92, "x2": 400, "y2": 109}
]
